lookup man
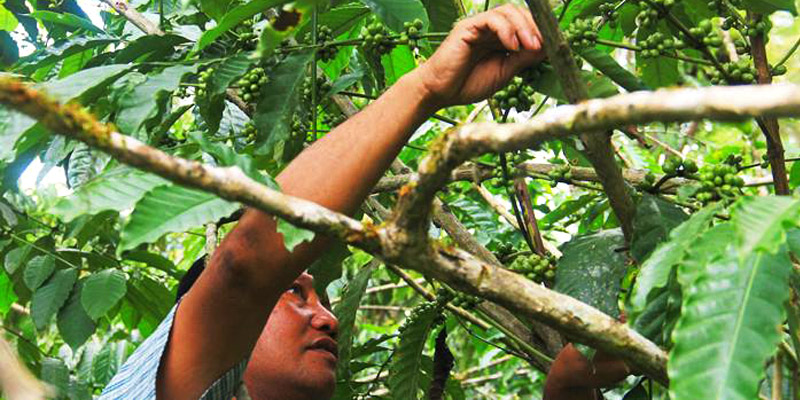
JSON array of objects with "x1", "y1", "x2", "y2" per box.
[{"x1": 100, "y1": 5, "x2": 622, "y2": 399}]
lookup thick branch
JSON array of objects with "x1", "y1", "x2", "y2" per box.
[
  {"x1": 11, "y1": 79, "x2": 800, "y2": 387},
  {"x1": 749, "y1": 13, "x2": 789, "y2": 195},
  {"x1": 394, "y1": 84, "x2": 800, "y2": 232},
  {"x1": 525, "y1": 0, "x2": 637, "y2": 239}
]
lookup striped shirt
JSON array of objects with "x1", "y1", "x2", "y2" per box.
[{"x1": 99, "y1": 304, "x2": 248, "y2": 399}]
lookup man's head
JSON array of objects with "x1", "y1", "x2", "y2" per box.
[
  {"x1": 178, "y1": 262, "x2": 339, "y2": 400},
  {"x1": 244, "y1": 272, "x2": 339, "y2": 399}
]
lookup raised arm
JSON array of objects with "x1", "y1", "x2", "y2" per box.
[{"x1": 156, "y1": 6, "x2": 543, "y2": 399}]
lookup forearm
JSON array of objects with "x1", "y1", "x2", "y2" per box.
[{"x1": 227, "y1": 69, "x2": 436, "y2": 287}]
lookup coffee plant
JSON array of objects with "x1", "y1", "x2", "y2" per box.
[{"x1": 0, "y1": 0, "x2": 800, "y2": 398}]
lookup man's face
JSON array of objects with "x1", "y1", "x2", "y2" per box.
[{"x1": 243, "y1": 273, "x2": 339, "y2": 399}]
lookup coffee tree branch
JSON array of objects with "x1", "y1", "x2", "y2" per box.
[{"x1": 7, "y1": 78, "x2": 800, "y2": 385}]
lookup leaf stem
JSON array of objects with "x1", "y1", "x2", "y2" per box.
[{"x1": 774, "y1": 34, "x2": 800, "y2": 69}]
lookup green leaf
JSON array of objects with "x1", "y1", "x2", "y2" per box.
[
  {"x1": 0, "y1": 106, "x2": 35, "y2": 162},
  {"x1": 81, "y1": 269, "x2": 127, "y2": 320},
  {"x1": 92, "y1": 343, "x2": 122, "y2": 386},
  {"x1": 359, "y1": 0, "x2": 429, "y2": 33},
  {"x1": 734, "y1": 196, "x2": 800, "y2": 256},
  {"x1": 200, "y1": 0, "x2": 234, "y2": 21},
  {"x1": 41, "y1": 358, "x2": 69, "y2": 397},
  {"x1": 4, "y1": 243, "x2": 31, "y2": 274},
  {"x1": 742, "y1": 0, "x2": 797, "y2": 14},
  {"x1": 630, "y1": 194, "x2": 688, "y2": 262},
  {"x1": 30, "y1": 10, "x2": 104, "y2": 34},
  {"x1": 253, "y1": 50, "x2": 314, "y2": 155},
  {"x1": 23, "y1": 254, "x2": 55, "y2": 290},
  {"x1": 198, "y1": 52, "x2": 254, "y2": 133},
  {"x1": 296, "y1": 4, "x2": 371, "y2": 39},
  {"x1": 334, "y1": 262, "x2": 375, "y2": 386},
  {"x1": 540, "y1": 195, "x2": 596, "y2": 228},
  {"x1": 0, "y1": 4, "x2": 19, "y2": 31},
  {"x1": 17, "y1": 36, "x2": 117, "y2": 74},
  {"x1": 119, "y1": 185, "x2": 240, "y2": 253},
  {"x1": 195, "y1": 0, "x2": 293, "y2": 52},
  {"x1": 57, "y1": 279, "x2": 96, "y2": 349},
  {"x1": 0, "y1": 269, "x2": 17, "y2": 314},
  {"x1": 669, "y1": 246, "x2": 792, "y2": 399},
  {"x1": 53, "y1": 167, "x2": 168, "y2": 222},
  {"x1": 123, "y1": 250, "x2": 182, "y2": 279},
  {"x1": 629, "y1": 203, "x2": 719, "y2": 314},
  {"x1": 381, "y1": 45, "x2": 416, "y2": 85},
  {"x1": 116, "y1": 65, "x2": 196, "y2": 137},
  {"x1": 31, "y1": 268, "x2": 78, "y2": 331},
  {"x1": 554, "y1": 229, "x2": 628, "y2": 318},
  {"x1": 276, "y1": 219, "x2": 316, "y2": 252},
  {"x1": 579, "y1": 47, "x2": 648, "y2": 92},
  {"x1": 420, "y1": 0, "x2": 460, "y2": 33},
  {"x1": 389, "y1": 303, "x2": 440, "y2": 400},
  {"x1": 114, "y1": 34, "x2": 189, "y2": 64}
]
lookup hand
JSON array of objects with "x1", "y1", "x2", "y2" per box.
[
  {"x1": 415, "y1": 4, "x2": 545, "y2": 109},
  {"x1": 543, "y1": 344, "x2": 632, "y2": 400}
]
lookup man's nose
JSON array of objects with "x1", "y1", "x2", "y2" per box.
[{"x1": 311, "y1": 302, "x2": 339, "y2": 338}]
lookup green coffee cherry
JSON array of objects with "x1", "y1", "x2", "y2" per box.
[
  {"x1": 238, "y1": 66, "x2": 267, "y2": 104},
  {"x1": 492, "y1": 76, "x2": 536, "y2": 112},
  {"x1": 507, "y1": 253, "x2": 558, "y2": 285},
  {"x1": 361, "y1": 20, "x2": 394, "y2": 55}
]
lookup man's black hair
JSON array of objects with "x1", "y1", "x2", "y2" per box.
[{"x1": 176, "y1": 256, "x2": 206, "y2": 303}]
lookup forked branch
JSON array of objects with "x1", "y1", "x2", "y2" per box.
[{"x1": 6, "y1": 78, "x2": 800, "y2": 385}]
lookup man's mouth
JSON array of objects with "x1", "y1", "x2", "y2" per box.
[{"x1": 308, "y1": 337, "x2": 339, "y2": 360}]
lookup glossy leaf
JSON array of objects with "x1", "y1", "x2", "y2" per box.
[
  {"x1": 742, "y1": 0, "x2": 797, "y2": 14},
  {"x1": 630, "y1": 194, "x2": 688, "y2": 262},
  {"x1": 53, "y1": 167, "x2": 168, "y2": 222},
  {"x1": 629, "y1": 203, "x2": 719, "y2": 314},
  {"x1": 359, "y1": 0, "x2": 429, "y2": 33},
  {"x1": 119, "y1": 185, "x2": 240, "y2": 253},
  {"x1": 198, "y1": 52, "x2": 254, "y2": 133},
  {"x1": 30, "y1": 10, "x2": 104, "y2": 34},
  {"x1": 670, "y1": 246, "x2": 792, "y2": 399},
  {"x1": 733, "y1": 196, "x2": 800, "y2": 256},
  {"x1": 41, "y1": 357, "x2": 69, "y2": 397},
  {"x1": 579, "y1": 47, "x2": 648, "y2": 92},
  {"x1": 81, "y1": 270, "x2": 127, "y2": 320},
  {"x1": 31, "y1": 268, "x2": 78, "y2": 331},
  {"x1": 334, "y1": 262, "x2": 375, "y2": 388},
  {"x1": 23, "y1": 254, "x2": 55, "y2": 291},
  {"x1": 555, "y1": 229, "x2": 628, "y2": 318},
  {"x1": 389, "y1": 303, "x2": 440, "y2": 400},
  {"x1": 253, "y1": 50, "x2": 314, "y2": 155},
  {"x1": 276, "y1": 219, "x2": 316, "y2": 252},
  {"x1": 58, "y1": 280, "x2": 96, "y2": 350},
  {"x1": 116, "y1": 65, "x2": 196, "y2": 137},
  {"x1": 420, "y1": 0, "x2": 461, "y2": 33}
]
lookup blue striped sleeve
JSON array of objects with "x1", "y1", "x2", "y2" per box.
[{"x1": 99, "y1": 304, "x2": 249, "y2": 400}]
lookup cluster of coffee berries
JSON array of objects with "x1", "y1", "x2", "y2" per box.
[
  {"x1": 314, "y1": 25, "x2": 338, "y2": 62},
  {"x1": 693, "y1": 162, "x2": 745, "y2": 204},
  {"x1": 301, "y1": 75, "x2": 332, "y2": 103},
  {"x1": 733, "y1": 37, "x2": 750, "y2": 55},
  {"x1": 639, "y1": 32, "x2": 685, "y2": 58},
  {"x1": 175, "y1": 84, "x2": 190, "y2": 98},
  {"x1": 742, "y1": 20, "x2": 769, "y2": 37},
  {"x1": 494, "y1": 242, "x2": 516, "y2": 260},
  {"x1": 719, "y1": 59, "x2": 758, "y2": 84},
  {"x1": 687, "y1": 20, "x2": 722, "y2": 48},
  {"x1": 289, "y1": 115, "x2": 307, "y2": 140},
  {"x1": 361, "y1": 20, "x2": 394, "y2": 55},
  {"x1": 493, "y1": 76, "x2": 536, "y2": 111},
  {"x1": 565, "y1": 18, "x2": 597, "y2": 48},
  {"x1": 243, "y1": 122, "x2": 257, "y2": 142},
  {"x1": 237, "y1": 67, "x2": 268, "y2": 103},
  {"x1": 401, "y1": 18, "x2": 424, "y2": 48},
  {"x1": 662, "y1": 157, "x2": 698, "y2": 176},
  {"x1": 508, "y1": 253, "x2": 557, "y2": 285},
  {"x1": 195, "y1": 67, "x2": 215, "y2": 97},
  {"x1": 399, "y1": 299, "x2": 446, "y2": 333},
  {"x1": 599, "y1": 2, "x2": 619, "y2": 27},
  {"x1": 636, "y1": 5, "x2": 662, "y2": 29},
  {"x1": 234, "y1": 19, "x2": 258, "y2": 50},
  {"x1": 322, "y1": 111, "x2": 347, "y2": 128},
  {"x1": 547, "y1": 164, "x2": 573, "y2": 182},
  {"x1": 449, "y1": 291, "x2": 481, "y2": 310}
]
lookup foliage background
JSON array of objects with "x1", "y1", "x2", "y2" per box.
[{"x1": 1, "y1": 0, "x2": 800, "y2": 397}]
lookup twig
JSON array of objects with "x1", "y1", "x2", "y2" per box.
[{"x1": 774, "y1": 34, "x2": 800, "y2": 69}]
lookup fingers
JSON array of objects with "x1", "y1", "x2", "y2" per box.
[
  {"x1": 471, "y1": 11, "x2": 521, "y2": 51},
  {"x1": 495, "y1": 4, "x2": 541, "y2": 51}
]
